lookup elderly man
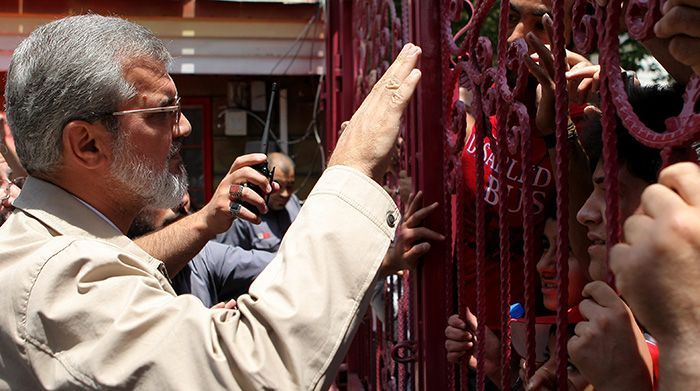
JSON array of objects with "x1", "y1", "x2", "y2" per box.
[{"x1": 0, "y1": 15, "x2": 426, "y2": 389}]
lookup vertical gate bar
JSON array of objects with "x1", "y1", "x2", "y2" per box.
[
  {"x1": 494, "y1": 0, "x2": 513, "y2": 388},
  {"x1": 549, "y1": 0, "x2": 572, "y2": 386},
  {"x1": 412, "y1": 0, "x2": 449, "y2": 389},
  {"x1": 324, "y1": 0, "x2": 354, "y2": 156},
  {"x1": 325, "y1": 1, "x2": 377, "y2": 386}
]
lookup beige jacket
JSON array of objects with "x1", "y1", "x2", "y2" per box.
[{"x1": 0, "y1": 166, "x2": 399, "y2": 390}]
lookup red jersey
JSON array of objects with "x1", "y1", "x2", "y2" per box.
[{"x1": 460, "y1": 115, "x2": 556, "y2": 330}]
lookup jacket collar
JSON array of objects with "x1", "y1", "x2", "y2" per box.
[{"x1": 12, "y1": 177, "x2": 158, "y2": 264}]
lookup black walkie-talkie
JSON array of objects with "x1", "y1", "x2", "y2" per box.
[{"x1": 240, "y1": 83, "x2": 277, "y2": 216}]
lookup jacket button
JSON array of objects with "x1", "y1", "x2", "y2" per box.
[{"x1": 386, "y1": 212, "x2": 396, "y2": 228}]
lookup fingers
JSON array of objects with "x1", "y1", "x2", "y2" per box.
[
  {"x1": 364, "y1": 44, "x2": 422, "y2": 115},
  {"x1": 405, "y1": 190, "x2": 422, "y2": 217},
  {"x1": 445, "y1": 324, "x2": 471, "y2": 341},
  {"x1": 609, "y1": 242, "x2": 633, "y2": 289},
  {"x1": 448, "y1": 314, "x2": 467, "y2": 329},
  {"x1": 565, "y1": 49, "x2": 592, "y2": 68},
  {"x1": 229, "y1": 153, "x2": 268, "y2": 174},
  {"x1": 380, "y1": 44, "x2": 423, "y2": 91},
  {"x1": 657, "y1": 162, "x2": 700, "y2": 206},
  {"x1": 404, "y1": 202, "x2": 440, "y2": 228},
  {"x1": 638, "y1": 183, "x2": 686, "y2": 218},
  {"x1": 230, "y1": 203, "x2": 262, "y2": 224},
  {"x1": 224, "y1": 159, "x2": 274, "y2": 206},
  {"x1": 227, "y1": 166, "x2": 273, "y2": 194},
  {"x1": 465, "y1": 307, "x2": 479, "y2": 330},
  {"x1": 388, "y1": 68, "x2": 422, "y2": 115},
  {"x1": 667, "y1": 35, "x2": 700, "y2": 68},
  {"x1": 542, "y1": 14, "x2": 557, "y2": 63},
  {"x1": 580, "y1": 280, "x2": 620, "y2": 308},
  {"x1": 526, "y1": 33, "x2": 556, "y2": 80},
  {"x1": 525, "y1": 56, "x2": 554, "y2": 91},
  {"x1": 620, "y1": 214, "x2": 655, "y2": 248},
  {"x1": 572, "y1": 320, "x2": 592, "y2": 338},
  {"x1": 565, "y1": 65, "x2": 601, "y2": 81},
  {"x1": 662, "y1": 0, "x2": 700, "y2": 14},
  {"x1": 445, "y1": 315, "x2": 474, "y2": 363},
  {"x1": 328, "y1": 44, "x2": 422, "y2": 180},
  {"x1": 230, "y1": 184, "x2": 268, "y2": 217},
  {"x1": 445, "y1": 338, "x2": 474, "y2": 352},
  {"x1": 401, "y1": 242, "x2": 431, "y2": 265},
  {"x1": 655, "y1": 2, "x2": 700, "y2": 69},
  {"x1": 655, "y1": 5, "x2": 700, "y2": 38},
  {"x1": 401, "y1": 226, "x2": 445, "y2": 244},
  {"x1": 565, "y1": 63, "x2": 600, "y2": 104},
  {"x1": 446, "y1": 350, "x2": 469, "y2": 363},
  {"x1": 527, "y1": 359, "x2": 557, "y2": 390}
]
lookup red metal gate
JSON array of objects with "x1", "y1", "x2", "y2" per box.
[{"x1": 325, "y1": 0, "x2": 700, "y2": 389}]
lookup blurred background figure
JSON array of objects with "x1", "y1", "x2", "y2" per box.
[{"x1": 0, "y1": 115, "x2": 25, "y2": 226}]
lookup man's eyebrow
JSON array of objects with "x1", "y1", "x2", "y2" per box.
[
  {"x1": 157, "y1": 95, "x2": 178, "y2": 107},
  {"x1": 531, "y1": 8, "x2": 549, "y2": 17}
]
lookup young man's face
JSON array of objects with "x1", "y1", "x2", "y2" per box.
[
  {"x1": 268, "y1": 169, "x2": 295, "y2": 211},
  {"x1": 507, "y1": 0, "x2": 551, "y2": 46},
  {"x1": 576, "y1": 161, "x2": 649, "y2": 281},
  {"x1": 506, "y1": 0, "x2": 574, "y2": 51}
]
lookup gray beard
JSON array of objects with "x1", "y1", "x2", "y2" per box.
[{"x1": 110, "y1": 139, "x2": 188, "y2": 209}]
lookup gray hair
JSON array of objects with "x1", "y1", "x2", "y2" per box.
[{"x1": 4, "y1": 14, "x2": 172, "y2": 176}]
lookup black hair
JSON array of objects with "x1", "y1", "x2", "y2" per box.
[
  {"x1": 126, "y1": 213, "x2": 156, "y2": 239},
  {"x1": 580, "y1": 83, "x2": 685, "y2": 183}
]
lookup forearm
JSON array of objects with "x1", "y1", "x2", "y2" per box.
[
  {"x1": 243, "y1": 166, "x2": 398, "y2": 389},
  {"x1": 134, "y1": 211, "x2": 213, "y2": 276}
]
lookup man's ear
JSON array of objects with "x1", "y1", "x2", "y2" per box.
[{"x1": 62, "y1": 120, "x2": 115, "y2": 170}]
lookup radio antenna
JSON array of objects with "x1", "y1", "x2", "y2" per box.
[{"x1": 260, "y1": 82, "x2": 278, "y2": 155}]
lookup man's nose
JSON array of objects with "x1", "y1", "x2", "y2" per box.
[
  {"x1": 577, "y1": 195, "x2": 599, "y2": 227},
  {"x1": 507, "y1": 23, "x2": 526, "y2": 45},
  {"x1": 175, "y1": 112, "x2": 192, "y2": 139}
]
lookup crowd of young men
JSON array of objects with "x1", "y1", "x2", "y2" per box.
[{"x1": 444, "y1": 0, "x2": 700, "y2": 388}]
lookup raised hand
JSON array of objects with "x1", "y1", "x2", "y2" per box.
[
  {"x1": 197, "y1": 153, "x2": 280, "y2": 236},
  {"x1": 445, "y1": 312, "x2": 476, "y2": 364},
  {"x1": 567, "y1": 281, "x2": 653, "y2": 391},
  {"x1": 524, "y1": 14, "x2": 595, "y2": 136},
  {"x1": 328, "y1": 43, "x2": 422, "y2": 182},
  {"x1": 380, "y1": 191, "x2": 443, "y2": 275},
  {"x1": 445, "y1": 309, "x2": 502, "y2": 382},
  {"x1": 611, "y1": 163, "x2": 700, "y2": 389},
  {"x1": 654, "y1": 0, "x2": 700, "y2": 75}
]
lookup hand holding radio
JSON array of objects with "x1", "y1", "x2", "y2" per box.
[{"x1": 197, "y1": 153, "x2": 278, "y2": 237}]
